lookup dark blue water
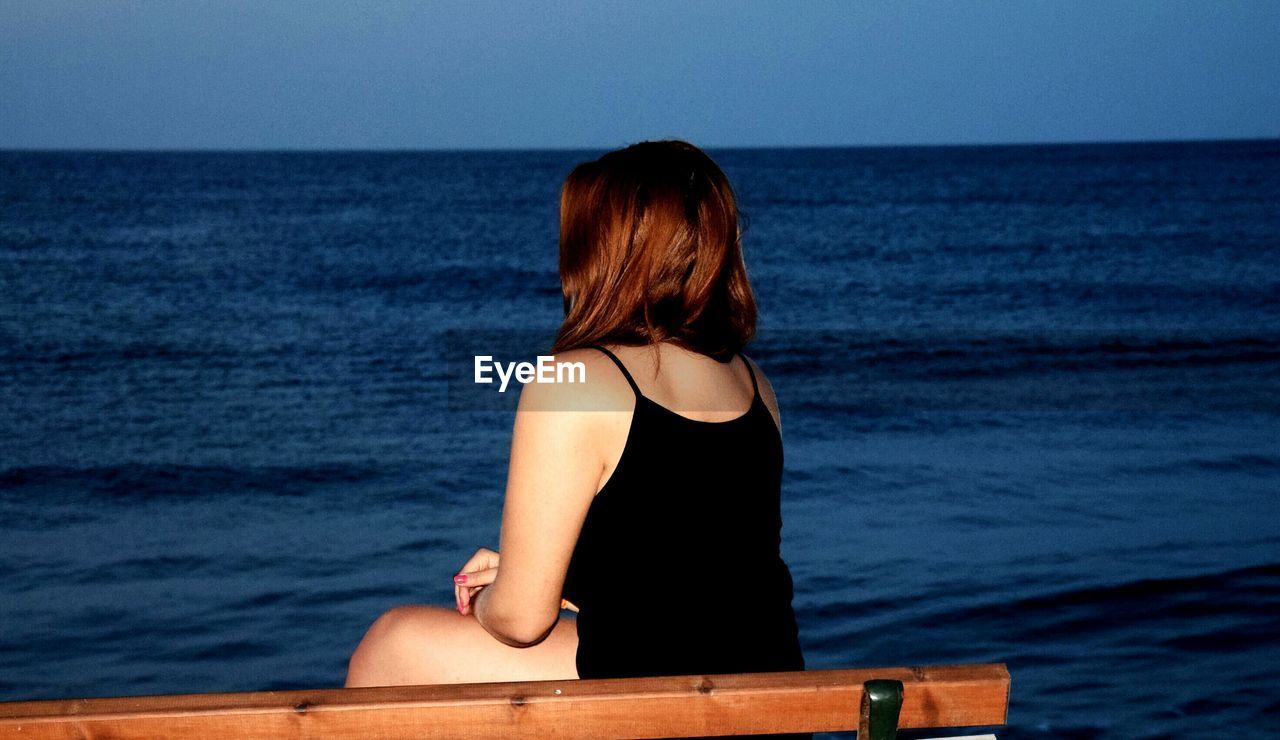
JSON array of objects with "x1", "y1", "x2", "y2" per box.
[{"x1": 2, "y1": 141, "x2": 1278, "y2": 738}]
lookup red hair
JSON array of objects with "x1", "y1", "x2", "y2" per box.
[{"x1": 550, "y1": 140, "x2": 757, "y2": 361}]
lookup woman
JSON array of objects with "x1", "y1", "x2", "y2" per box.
[{"x1": 345, "y1": 140, "x2": 805, "y2": 692}]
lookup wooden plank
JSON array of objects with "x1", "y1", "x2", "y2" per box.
[{"x1": 0, "y1": 662, "x2": 1009, "y2": 739}]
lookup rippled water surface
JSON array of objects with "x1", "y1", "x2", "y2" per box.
[{"x1": 2, "y1": 142, "x2": 1278, "y2": 737}]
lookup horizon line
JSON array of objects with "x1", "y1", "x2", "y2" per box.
[{"x1": 2, "y1": 134, "x2": 1277, "y2": 155}]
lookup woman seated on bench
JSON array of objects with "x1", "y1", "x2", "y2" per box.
[{"x1": 345, "y1": 140, "x2": 806, "y2": 692}]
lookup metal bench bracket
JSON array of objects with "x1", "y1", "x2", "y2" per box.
[{"x1": 858, "y1": 678, "x2": 904, "y2": 740}]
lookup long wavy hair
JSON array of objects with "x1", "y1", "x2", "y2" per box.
[{"x1": 550, "y1": 140, "x2": 757, "y2": 362}]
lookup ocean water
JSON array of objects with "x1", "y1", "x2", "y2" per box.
[{"x1": 1, "y1": 141, "x2": 1278, "y2": 738}]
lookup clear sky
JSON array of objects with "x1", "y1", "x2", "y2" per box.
[{"x1": 2, "y1": 0, "x2": 1277, "y2": 150}]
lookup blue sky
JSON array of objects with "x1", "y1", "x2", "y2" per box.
[{"x1": 2, "y1": 0, "x2": 1277, "y2": 149}]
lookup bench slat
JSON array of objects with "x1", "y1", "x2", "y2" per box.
[{"x1": 0, "y1": 662, "x2": 1009, "y2": 739}]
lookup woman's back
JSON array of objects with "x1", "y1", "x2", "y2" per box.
[{"x1": 562, "y1": 343, "x2": 805, "y2": 681}]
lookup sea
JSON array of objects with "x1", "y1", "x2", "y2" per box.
[{"x1": 1, "y1": 140, "x2": 1278, "y2": 738}]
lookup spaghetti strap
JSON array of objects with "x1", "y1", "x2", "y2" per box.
[
  {"x1": 740, "y1": 353, "x2": 760, "y2": 400},
  {"x1": 591, "y1": 345, "x2": 642, "y2": 398}
]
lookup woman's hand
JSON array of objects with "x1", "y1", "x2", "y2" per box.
[
  {"x1": 453, "y1": 547, "x2": 499, "y2": 616},
  {"x1": 452, "y1": 546, "x2": 580, "y2": 615}
]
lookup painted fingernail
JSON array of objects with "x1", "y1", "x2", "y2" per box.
[{"x1": 454, "y1": 574, "x2": 467, "y2": 583}]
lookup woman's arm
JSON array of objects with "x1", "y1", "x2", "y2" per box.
[{"x1": 471, "y1": 354, "x2": 611, "y2": 647}]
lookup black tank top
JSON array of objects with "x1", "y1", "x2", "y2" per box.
[{"x1": 562, "y1": 345, "x2": 807, "y2": 690}]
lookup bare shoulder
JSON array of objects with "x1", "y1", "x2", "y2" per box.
[
  {"x1": 514, "y1": 347, "x2": 637, "y2": 414},
  {"x1": 741, "y1": 353, "x2": 782, "y2": 431}
]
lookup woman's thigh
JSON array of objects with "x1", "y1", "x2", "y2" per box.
[{"x1": 345, "y1": 605, "x2": 580, "y2": 687}]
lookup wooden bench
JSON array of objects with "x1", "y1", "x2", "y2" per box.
[{"x1": 0, "y1": 662, "x2": 1008, "y2": 739}]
